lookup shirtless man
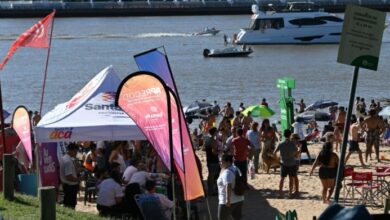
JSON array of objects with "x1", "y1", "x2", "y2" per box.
[
  {"x1": 345, "y1": 117, "x2": 366, "y2": 167},
  {"x1": 241, "y1": 111, "x2": 253, "y2": 132},
  {"x1": 232, "y1": 111, "x2": 242, "y2": 128},
  {"x1": 336, "y1": 107, "x2": 346, "y2": 134},
  {"x1": 220, "y1": 102, "x2": 234, "y2": 119},
  {"x1": 361, "y1": 109, "x2": 386, "y2": 162}
]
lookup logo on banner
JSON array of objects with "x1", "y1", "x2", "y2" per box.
[
  {"x1": 102, "y1": 92, "x2": 116, "y2": 102},
  {"x1": 123, "y1": 87, "x2": 162, "y2": 102},
  {"x1": 84, "y1": 92, "x2": 122, "y2": 111},
  {"x1": 49, "y1": 128, "x2": 73, "y2": 140}
]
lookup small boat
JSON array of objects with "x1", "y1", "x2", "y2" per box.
[
  {"x1": 234, "y1": 2, "x2": 344, "y2": 45},
  {"x1": 194, "y1": 27, "x2": 220, "y2": 36},
  {"x1": 203, "y1": 47, "x2": 253, "y2": 58}
]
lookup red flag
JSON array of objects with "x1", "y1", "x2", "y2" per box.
[{"x1": 0, "y1": 11, "x2": 55, "y2": 70}]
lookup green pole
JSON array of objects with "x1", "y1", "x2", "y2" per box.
[
  {"x1": 3, "y1": 154, "x2": 15, "y2": 201},
  {"x1": 39, "y1": 186, "x2": 56, "y2": 220},
  {"x1": 334, "y1": 67, "x2": 359, "y2": 203}
]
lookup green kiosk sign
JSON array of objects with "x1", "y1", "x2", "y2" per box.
[
  {"x1": 276, "y1": 77, "x2": 295, "y2": 136},
  {"x1": 337, "y1": 5, "x2": 386, "y2": 70}
]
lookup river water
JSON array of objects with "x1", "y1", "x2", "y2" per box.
[{"x1": 0, "y1": 14, "x2": 389, "y2": 122}]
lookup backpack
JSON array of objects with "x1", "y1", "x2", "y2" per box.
[{"x1": 228, "y1": 167, "x2": 246, "y2": 196}]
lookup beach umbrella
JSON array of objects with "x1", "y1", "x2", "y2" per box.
[
  {"x1": 299, "y1": 110, "x2": 330, "y2": 122},
  {"x1": 379, "y1": 106, "x2": 390, "y2": 117},
  {"x1": 305, "y1": 100, "x2": 338, "y2": 111},
  {"x1": 242, "y1": 105, "x2": 275, "y2": 118}
]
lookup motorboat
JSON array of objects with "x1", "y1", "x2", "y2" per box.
[
  {"x1": 183, "y1": 101, "x2": 213, "y2": 124},
  {"x1": 193, "y1": 27, "x2": 220, "y2": 36},
  {"x1": 234, "y1": 2, "x2": 343, "y2": 45},
  {"x1": 203, "y1": 46, "x2": 253, "y2": 58}
]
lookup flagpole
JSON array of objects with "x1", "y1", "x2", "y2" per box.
[
  {"x1": 39, "y1": 10, "x2": 55, "y2": 115},
  {"x1": 0, "y1": 81, "x2": 7, "y2": 159}
]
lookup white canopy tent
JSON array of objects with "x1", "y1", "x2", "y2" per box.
[{"x1": 34, "y1": 66, "x2": 145, "y2": 142}]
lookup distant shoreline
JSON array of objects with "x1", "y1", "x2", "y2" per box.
[{"x1": 1, "y1": 1, "x2": 390, "y2": 18}]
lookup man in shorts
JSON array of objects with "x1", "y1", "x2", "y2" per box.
[
  {"x1": 274, "y1": 129, "x2": 299, "y2": 198},
  {"x1": 345, "y1": 117, "x2": 366, "y2": 167},
  {"x1": 361, "y1": 109, "x2": 386, "y2": 162}
]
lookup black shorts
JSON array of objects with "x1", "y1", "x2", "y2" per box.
[
  {"x1": 319, "y1": 167, "x2": 337, "y2": 179},
  {"x1": 280, "y1": 165, "x2": 297, "y2": 177},
  {"x1": 348, "y1": 140, "x2": 360, "y2": 152}
]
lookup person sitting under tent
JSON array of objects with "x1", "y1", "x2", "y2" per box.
[
  {"x1": 144, "y1": 180, "x2": 173, "y2": 220},
  {"x1": 129, "y1": 163, "x2": 168, "y2": 190},
  {"x1": 96, "y1": 170, "x2": 124, "y2": 217}
]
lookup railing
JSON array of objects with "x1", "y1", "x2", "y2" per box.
[{"x1": 0, "y1": 0, "x2": 389, "y2": 11}]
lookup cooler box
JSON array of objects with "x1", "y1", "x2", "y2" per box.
[{"x1": 17, "y1": 173, "x2": 37, "y2": 196}]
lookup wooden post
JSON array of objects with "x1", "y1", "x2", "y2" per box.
[
  {"x1": 3, "y1": 154, "x2": 15, "y2": 201},
  {"x1": 39, "y1": 186, "x2": 56, "y2": 220},
  {"x1": 384, "y1": 198, "x2": 390, "y2": 214}
]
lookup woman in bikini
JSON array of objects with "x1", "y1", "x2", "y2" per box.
[
  {"x1": 260, "y1": 119, "x2": 277, "y2": 155},
  {"x1": 310, "y1": 141, "x2": 339, "y2": 204}
]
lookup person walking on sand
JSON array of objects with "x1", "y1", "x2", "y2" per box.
[
  {"x1": 203, "y1": 127, "x2": 220, "y2": 195},
  {"x1": 246, "y1": 122, "x2": 262, "y2": 173},
  {"x1": 232, "y1": 128, "x2": 253, "y2": 187},
  {"x1": 274, "y1": 129, "x2": 299, "y2": 198},
  {"x1": 345, "y1": 117, "x2": 366, "y2": 167},
  {"x1": 361, "y1": 109, "x2": 386, "y2": 162},
  {"x1": 310, "y1": 142, "x2": 339, "y2": 204},
  {"x1": 217, "y1": 154, "x2": 244, "y2": 220}
]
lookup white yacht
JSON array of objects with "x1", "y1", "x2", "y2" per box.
[{"x1": 234, "y1": 2, "x2": 343, "y2": 45}]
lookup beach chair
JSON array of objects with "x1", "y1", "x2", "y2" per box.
[
  {"x1": 350, "y1": 171, "x2": 381, "y2": 206},
  {"x1": 342, "y1": 166, "x2": 354, "y2": 204},
  {"x1": 134, "y1": 194, "x2": 169, "y2": 220}
]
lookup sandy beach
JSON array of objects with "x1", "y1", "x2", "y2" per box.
[{"x1": 74, "y1": 141, "x2": 390, "y2": 220}]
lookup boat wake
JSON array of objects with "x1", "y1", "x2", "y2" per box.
[
  {"x1": 133, "y1": 32, "x2": 193, "y2": 38},
  {"x1": 0, "y1": 32, "x2": 202, "y2": 41}
]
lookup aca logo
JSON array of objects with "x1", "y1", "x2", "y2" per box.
[
  {"x1": 101, "y1": 92, "x2": 116, "y2": 103},
  {"x1": 49, "y1": 128, "x2": 73, "y2": 140}
]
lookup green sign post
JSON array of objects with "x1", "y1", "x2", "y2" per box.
[
  {"x1": 334, "y1": 5, "x2": 386, "y2": 203},
  {"x1": 276, "y1": 77, "x2": 295, "y2": 137}
]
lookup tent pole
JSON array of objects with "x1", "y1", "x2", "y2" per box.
[{"x1": 167, "y1": 87, "x2": 176, "y2": 220}]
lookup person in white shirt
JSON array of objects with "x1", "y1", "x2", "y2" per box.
[
  {"x1": 129, "y1": 163, "x2": 168, "y2": 189},
  {"x1": 246, "y1": 122, "x2": 262, "y2": 173},
  {"x1": 217, "y1": 154, "x2": 244, "y2": 220},
  {"x1": 145, "y1": 180, "x2": 173, "y2": 219},
  {"x1": 122, "y1": 161, "x2": 138, "y2": 185},
  {"x1": 59, "y1": 143, "x2": 80, "y2": 209},
  {"x1": 96, "y1": 170, "x2": 125, "y2": 217}
]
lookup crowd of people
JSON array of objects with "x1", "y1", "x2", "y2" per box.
[
  {"x1": 18, "y1": 96, "x2": 388, "y2": 220},
  {"x1": 190, "y1": 98, "x2": 389, "y2": 219},
  {"x1": 58, "y1": 140, "x2": 173, "y2": 219}
]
